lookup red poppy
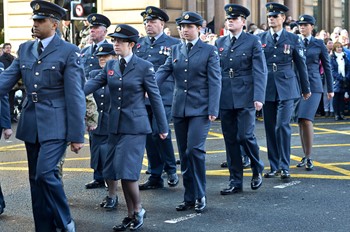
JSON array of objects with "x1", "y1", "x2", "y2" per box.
[
  {"x1": 262, "y1": 44, "x2": 267, "y2": 48},
  {"x1": 137, "y1": 44, "x2": 141, "y2": 49},
  {"x1": 219, "y1": 47, "x2": 224, "y2": 52},
  {"x1": 108, "y1": 70, "x2": 114, "y2": 76}
]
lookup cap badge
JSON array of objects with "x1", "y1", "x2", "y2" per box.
[
  {"x1": 228, "y1": 6, "x2": 233, "y2": 12},
  {"x1": 99, "y1": 47, "x2": 103, "y2": 52},
  {"x1": 184, "y1": 14, "x2": 189, "y2": 19},
  {"x1": 34, "y1": 3, "x2": 40, "y2": 10},
  {"x1": 147, "y1": 8, "x2": 152, "y2": 14},
  {"x1": 300, "y1": 17, "x2": 304, "y2": 21},
  {"x1": 269, "y1": 4, "x2": 273, "y2": 9},
  {"x1": 116, "y1": 26, "x2": 121, "y2": 32},
  {"x1": 92, "y1": 16, "x2": 96, "y2": 21}
]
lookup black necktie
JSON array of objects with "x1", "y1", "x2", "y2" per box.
[
  {"x1": 231, "y1": 36, "x2": 236, "y2": 47},
  {"x1": 304, "y1": 38, "x2": 308, "y2": 47},
  {"x1": 150, "y1": 37, "x2": 155, "y2": 44},
  {"x1": 37, "y1": 41, "x2": 43, "y2": 55},
  {"x1": 187, "y1": 43, "x2": 193, "y2": 54},
  {"x1": 92, "y1": 44, "x2": 97, "y2": 53},
  {"x1": 120, "y1": 58, "x2": 126, "y2": 74},
  {"x1": 273, "y1": 33, "x2": 278, "y2": 44}
]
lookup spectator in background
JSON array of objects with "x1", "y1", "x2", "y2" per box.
[
  {"x1": 330, "y1": 41, "x2": 350, "y2": 120},
  {"x1": 260, "y1": 23, "x2": 267, "y2": 31},
  {"x1": 62, "y1": 19, "x2": 71, "y2": 42},
  {"x1": 200, "y1": 20, "x2": 212, "y2": 35},
  {"x1": 220, "y1": 20, "x2": 230, "y2": 36},
  {"x1": 331, "y1": 26, "x2": 342, "y2": 42},
  {"x1": 0, "y1": 43, "x2": 17, "y2": 123},
  {"x1": 163, "y1": 27, "x2": 171, "y2": 36},
  {"x1": 323, "y1": 38, "x2": 335, "y2": 117},
  {"x1": 79, "y1": 20, "x2": 90, "y2": 49}
]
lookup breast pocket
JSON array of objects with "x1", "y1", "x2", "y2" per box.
[
  {"x1": 20, "y1": 62, "x2": 34, "y2": 86},
  {"x1": 41, "y1": 63, "x2": 62, "y2": 86}
]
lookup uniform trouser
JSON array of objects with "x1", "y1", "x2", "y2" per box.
[
  {"x1": 25, "y1": 139, "x2": 71, "y2": 232},
  {"x1": 173, "y1": 116, "x2": 210, "y2": 202},
  {"x1": 90, "y1": 134, "x2": 108, "y2": 181},
  {"x1": 145, "y1": 105, "x2": 176, "y2": 183},
  {"x1": 220, "y1": 108, "x2": 264, "y2": 187},
  {"x1": 0, "y1": 183, "x2": 4, "y2": 208},
  {"x1": 263, "y1": 100, "x2": 294, "y2": 172}
]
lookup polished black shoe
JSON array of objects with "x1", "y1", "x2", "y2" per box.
[
  {"x1": 139, "y1": 180, "x2": 164, "y2": 190},
  {"x1": 195, "y1": 197, "x2": 206, "y2": 213},
  {"x1": 280, "y1": 170, "x2": 291, "y2": 180},
  {"x1": 85, "y1": 180, "x2": 105, "y2": 189},
  {"x1": 306, "y1": 158, "x2": 314, "y2": 171},
  {"x1": 176, "y1": 201, "x2": 195, "y2": 211},
  {"x1": 167, "y1": 173, "x2": 179, "y2": 187},
  {"x1": 251, "y1": 173, "x2": 262, "y2": 190},
  {"x1": 264, "y1": 170, "x2": 278, "y2": 178},
  {"x1": 130, "y1": 208, "x2": 146, "y2": 231},
  {"x1": 220, "y1": 161, "x2": 228, "y2": 168},
  {"x1": 296, "y1": 157, "x2": 307, "y2": 167},
  {"x1": 113, "y1": 217, "x2": 133, "y2": 231},
  {"x1": 220, "y1": 185, "x2": 243, "y2": 195},
  {"x1": 103, "y1": 196, "x2": 118, "y2": 211}
]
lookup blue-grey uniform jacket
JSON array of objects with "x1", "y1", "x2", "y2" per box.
[
  {"x1": 84, "y1": 54, "x2": 168, "y2": 134},
  {"x1": 215, "y1": 32, "x2": 267, "y2": 109},
  {"x1": 0, "y1": 34, "x2": 86, "y2": 143},
  {"x1": 258, "y1": 30, "x2": 310, "y2": 101},
  {"x1": 303, "y1": 36, "x2": 333, "y2": 93},
  {"x1": 136, "y1": 33, "x2": 180, "y2": 106},
  {"x1": 156, "y1": 39, "x2": 222, "y2": 117}
]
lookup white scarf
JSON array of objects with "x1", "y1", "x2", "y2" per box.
[{"x1": 335, "y1": 52, "x2": 345, "y2": 77}]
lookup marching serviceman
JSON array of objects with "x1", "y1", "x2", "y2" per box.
[
  {"x1": 81, "y1": 13, "x2": 112, "y2": 189},
  {"x1": 84, "y1": 24, "x2": 168, "y2": 231},
  {"x1": 258, "y1": 3, "x2": 311, "y2": 181},
  {"x1": 215, "y1": 4, "x2": 267, "y2": 195},
  {"x1": 295, "y1": 15, "x2": 334, "y2": 171},
  {"x1": 137, "y1": 6, "x2": 180, "y2": 190},
  {"x1": 156, "y1": 12, "x2": 222, "y2": 213},
  {"x1": 89, "y1": 43, "x2": 119, "y2": 210},
  {"x1": 0, "y1": 1, "x2": 86, "y2": 231}
]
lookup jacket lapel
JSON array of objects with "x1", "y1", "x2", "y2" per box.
[
  {"x1": 232, "y1": 32, "x2": 247, "y2": 49},
  {"x1": 277, "y1": 30, "x2": 288, "y2": 45},
  {"x1": 31, "y1": 41, "x2": 39, "y2": 59},
  {"x1": 122, "y1": 55, "x2": 135, "y2": 76},
  {"x1": 40, "y1": 34, "x2": 60, "y2": 59},
  {"x1": 188, "y1": 39, "x2": 202, "y2": 58}
]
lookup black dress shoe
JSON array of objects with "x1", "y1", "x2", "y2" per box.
[
  {"x1": 176, "y1": 201, "x2": 195, "y2": 211},
  {"x1": 195, "y1": 197, "x2": 206, "y2": 213},
  {"x1": 305, "y1": 158, "x2": 314, "y2": 171},
  {"x1": 263, "y1": 170, "x2": 278, "y2": 178},
  {"x1": 280, "y1": 169, "x2": 291, "y2": 180},
  {"x1": 139, "y1": 180, "x2": 164, "y2": 190},
  {"x1": 167, "y1": 173, "x2": 179, "y2": 187},
  {"x1": 130, "y1": 208, "x2": 146, "y2": 231},
  {"x1": 251, "y1": 173, "x2": 262, "y2": 190},
  {"x1": 103, "y1": 196, "x2": 118, "y2": 211},
  {"x1": 296, "y1": 157, "x2": 307, "y2": 167},
  {"x1": 113, "y1": 217, "x2": 133, "y2": 231},
  {"x1": 220, "y1": 161, "x2": 228, "y2": 168},
  {"x1": 85, "y1": 180, "x2": 105, "y2": 189},
  {"x1": 220, "y1": 185, "x2": 242, "y2": 195}
]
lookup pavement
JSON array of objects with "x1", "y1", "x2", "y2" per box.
[{"x1": 0, "y1": 116, "x2": 350, "y2": 232}]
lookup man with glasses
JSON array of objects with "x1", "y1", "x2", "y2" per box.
[
  {"x1": 258, "y1": 2, "x2": 311, "y2": 181},
  {"x1": 137, "y1": 6, "x2": 181, "y2": 190}
]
